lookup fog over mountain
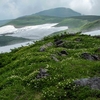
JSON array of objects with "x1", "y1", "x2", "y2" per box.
[{"x1": 0, "y1": 0, "x2": 100, "y2": 20}]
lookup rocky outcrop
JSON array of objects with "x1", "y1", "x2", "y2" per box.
[
  {"x1": 58, "y1": 50, "x2": 68, "y2": 56},
  {"x1": 74, "y1": 38, "x2": 82, "y2": 42},
  {"x1": 36, "y1": 68, "x2": 49, "y2": 79},
  {"x1": 51, "y1": 54, "x2": 59, "y2": 62},
  {"x1": 40, "y1": 42, "x2": 53, "y2": 52},
  {"x1": 81, "y1": 53, "x2": 100, "y2": 61},
  {"x1": 54, "y1": 39, "x2": 64, "y2": 47},
  {"x1": 74, "y1": 77, "x2": 100, "y2": 90}
]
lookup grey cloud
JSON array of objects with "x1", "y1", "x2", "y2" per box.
[
  {"x1": 0, "y1": 0, "x2": 100, "y2": 20},
  {"x1": 90, "y1": 0, "x2": 100, "y2": 15}
]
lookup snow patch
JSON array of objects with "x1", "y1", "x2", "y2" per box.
[
  {"x1": 0, "y1": 41, "x2": 33, "y2": 53},
  {"x1": 82, "y1": 30, "x2": 100, "y2": 36},
  {"x1": 0, "y1": 23, "x2": 68, "y2": 53},
  {"x1": 0, "y1": 25, "x2": 17, "y2": 34},
  {"x1": 6, "y1": 23, "x2": 68, "y2": 39}
]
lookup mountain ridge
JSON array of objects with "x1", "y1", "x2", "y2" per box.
[
  {"x1": 1, "y1": 7, "x2": 100, "y2": 32},
  {"x1": 34, "y1": 7, "x2": 81, "y2": 17}
]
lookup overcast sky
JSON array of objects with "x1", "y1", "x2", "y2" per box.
[{"x1": 0, "y1": 0, "x2": 100, "y2": 20}]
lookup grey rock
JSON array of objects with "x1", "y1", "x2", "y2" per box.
[
  {"x1": 40, "y1": 45, "x2": 46, "y2": 52},
  {"x1": 74, "y1": 38, "x2": 82, "y2": 42},
  {"x1": 36, "y1": 68, "x2": 49, "y2": 79},
  {"x1": 40, "y1": 42, "x2": 53, "y2": 52},
  {"x1": 51, "y1": 54, "x2": 59, "y2": 62},
  {"x1": 74, "y1": 77, "x2": 100, "y2": 90},
  {"x1": 54, "y1": 39, "x2": 64, "y2": 47},
  {"x1": 46, "y1": 42, "x2": 53, "y2": 47},
  {"x1": 81, "y1": 53, "x2": 100, "y2": 61},
  {"x1": 58, "y1": 50, "x2": 68, "y2": 56},
  {"x1": 40, "y1": 68, "x2": 48, "y2": 74}
]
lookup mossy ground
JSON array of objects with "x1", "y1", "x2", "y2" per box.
[{"x1": 0, "y1": 32, "x2": 100, "y2": 100}]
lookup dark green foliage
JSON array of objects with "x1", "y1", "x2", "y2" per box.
[{"x1": 0, "y1": 33, "x2": 100, "y2": 100}]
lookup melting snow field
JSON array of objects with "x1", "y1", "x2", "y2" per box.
[
  {"x1": 0, "y1": 23, "x2": 68, "y2": 53},
  {"x1": 82, "y1": 30, "x2": 100, "y2": 36},
  {"x1": 0, "y1": 25, "x2": 17, "y2": 34},
  {"x1": 0, "y1": 23, "x2": 100, "y2": 53},
  {"x1": 0, "y1": 41, "x2": 33, "y2": 53},
  {"x1": 0, "y1": 23, "x2": 68, "y2": 40}
]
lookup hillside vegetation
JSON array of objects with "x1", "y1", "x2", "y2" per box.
[
  {"x1": 56, "y1": 18, "x2": 88, "y2": 28},
  {"x1": 0, "y1": 32, "x2": 100, "y2": 100},
  {"x1": 81, "y1": 19, "x2": 100, "y2": 32},
  {"x1": 5, "y1": 15, "x2": 100, "y2": 32},
  {"x1": 70, "y1": 15, "x2": 100, "y2": 22},
  {"x1": 6, "y1": 15, "x2": 63, "y2": 28}
]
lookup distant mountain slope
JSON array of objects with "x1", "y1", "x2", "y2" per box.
[
  {"x1": 34, "y1": 7, "x2": 81, "y2": 17},
  {"x1": 0, "y1": 20, "x2": 12, "y2": 26},
  {"x1": 71, "y1": 15, "x2": 100, "y2": 21},
  {"x1": 56, "y1": 18, "x2": 88, "y2": 28},
  {"x1": 3, "y1": 8, "x2": 100, "y2": 32},
  {"x1": 6, "y1": 15, "x2": 63, "y2": 28},
  {"x1": 81, "y1": 19, "x2": 100, "y2": 32}
]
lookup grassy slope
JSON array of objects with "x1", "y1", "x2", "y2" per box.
[
  {"x1": 0, "y1": 32, "x2": 100, "y2": 100},
  {"x1": 70, "y1": 15, "x2": 100, "y2": 21},
  {"x1": 56, "y1": 18, "x2": 88, "y2": 28},
  {"x1": 81, "y1": 19, "x2": 100, "y2": 32},
  {"x1": 6, "y1": 15, "x2": 63, "y2": 28},
  {"x1": 56, "y1": 16, "x2": 100, "y2": 32}
]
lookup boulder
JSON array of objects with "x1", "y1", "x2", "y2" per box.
[
  {"x1": 36, "y1": 68, "x2": 49, "y2": 79},
  {"x1": 40, "y1": 42, "x2": 53, "y2": 52},
  {"x1": 54, "y1": 39, "x2": 64, "y2": 47},
  {"x1": 81, "y1": 53, "x2": 100, "y2": 61},
  {"x1": 51, "y1": 54, "x2": 59, "y2": 62},
  {"x1": 40, "y1": 45, "x2": 46, "y2": 52},
  {"x1": 74, "y1": 38, "x2": 82, "y2": 42},
  {"x1": 74, "y1": 77, "x2": 100, "y2": 90},
  {"x1": 58, "y1": 50, "x2": 68, "y2": 56}
]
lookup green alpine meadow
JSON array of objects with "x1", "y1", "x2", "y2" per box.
[
  {"x1": 0, "y1": 6, "x2": 100, "y2": 100},
  {"x1": 0, "y1": 32, "x2": 100, "y2": 100}
]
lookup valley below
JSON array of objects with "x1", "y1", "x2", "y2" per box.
[
  {"x1": 0, "y1": 23, "x2": 100, "y2": 53},
  {"x1": 0, "y1": 23, "x2": 68, "y2": 53}
]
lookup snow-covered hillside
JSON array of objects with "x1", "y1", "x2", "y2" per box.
[
  {"x1": 0, "y1": 24, "x2": 68, "y2": 40},
  {"x1": 0, "y1": 23, "x2": 68, "y2": 53},
  {"x1": 0, "y1": 25, "x2": 17, "y2": 34}
]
